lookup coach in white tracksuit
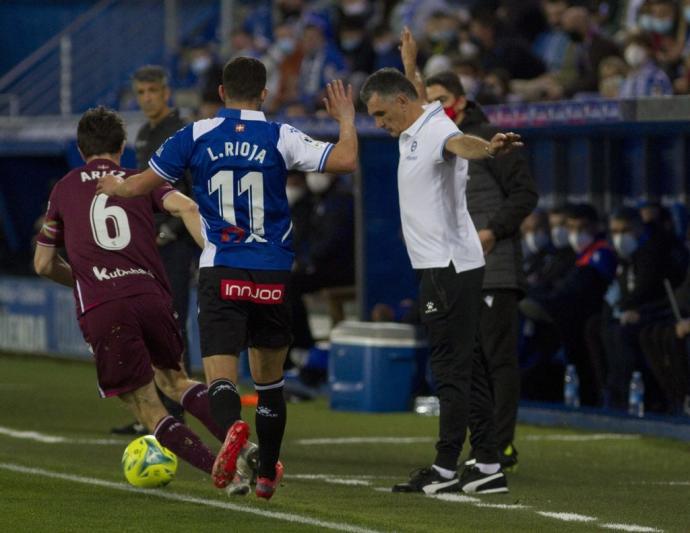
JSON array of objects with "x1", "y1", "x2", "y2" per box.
[{"x1": 360, "y1": 67, "x2": 520, "y2": 494}]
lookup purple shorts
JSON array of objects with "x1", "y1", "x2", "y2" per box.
[{"x1": 78, "y1": 294, "x2": 183, "y2": 398}]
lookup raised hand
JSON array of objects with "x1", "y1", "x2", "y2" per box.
[
  {"x1": 488, "y1": 132, "x2": 523, "y2": 157},
  {"x1": 400, "y1": 26, "x2": 418, "y2": 67},
  {"x1": 323, "y1": 80, "x2": 355, "y2": 124}
]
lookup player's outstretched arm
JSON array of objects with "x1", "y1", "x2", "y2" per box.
[
  {"x1": 97, "y1": 168, "x2": 166, "y2": 198},
  {"x1": 33, "y1": 245, "x2": 73, "y2": 287},
  {"x1": 162, "y1": 191, "x2": 204, "y2": 249},
  {"x1": 322, "y1": 80, "x2": 358, "y2": 174},
  {"x1": 445, "y1": 132, "x2": 523, "y2": 160}
]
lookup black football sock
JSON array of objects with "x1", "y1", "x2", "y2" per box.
[
  {"x1": 255, "y1": 378, "x2": 287, "y2": 480},
  {"x1": 208, "y1": 378, "x2": 242, "y2": 433}
]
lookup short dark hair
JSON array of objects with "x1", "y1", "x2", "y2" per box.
[
  {"x1": 77, "y1": 106, "x2": 126, "y2": 158},
  {"x1": 425, "y1": 71, "x2": 465, "y2": 97},
  {"x1": 360, "y1": 68, "x2": 418, "y2": 105},
  {"x1": 222, "y1": 56, "x2": 267, "y2": 101},
  {"x1": 132, "y1": 65, "x2": 168, "y2": 86}
]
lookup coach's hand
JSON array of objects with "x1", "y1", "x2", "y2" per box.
[
  {"x1": 400, "y1": 26, "x2": 418, "y2": 67},
  {"x1": 96, "y1": 173, "x2": 124, "y2": 196},
  {"x1": 323, "y1": 80, "x2": 355, "y2": 124},
  {"x1": 488, "y1": 132, "x2": 523, "y2": 157}
]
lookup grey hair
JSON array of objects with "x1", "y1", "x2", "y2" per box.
[
  {"x1": 360, "y1": 68, "x2": 418, "y2": 105},
  {"x1": 132, "y1": 65, "x2": 169, "y2": 86}
]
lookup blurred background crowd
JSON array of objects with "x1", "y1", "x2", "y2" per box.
[{"x1": 117, "y1": 0, "x2": 690, "y2": 119}]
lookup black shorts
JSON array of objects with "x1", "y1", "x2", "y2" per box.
[{"x1": 198, "y1": 266, "x2": 292, "y2": 357}]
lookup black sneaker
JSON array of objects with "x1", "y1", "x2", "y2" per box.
[
  {"x1": 460, "y1": 465, "x2": 509, "y2": 494},
  {"x1": 500, "y1": 443, "x2": 518, "y2": 472},
  {"x1": 463, "y1": 444, "x2": 518, "y2": 473},
  {"x1": 392, "y1": 467, "x2": 460, "y2": 494},
  {"x1": 110, "y1": 421, "x2": 147, "y2": 436}
]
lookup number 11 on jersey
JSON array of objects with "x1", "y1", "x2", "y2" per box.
[{"x1": 209, "y1": 170, "x2": 266, "y2": 242}]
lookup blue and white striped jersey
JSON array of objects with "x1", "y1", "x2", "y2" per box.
[{"x1": 149, "y1": 108, "x2": 334, "y2": 271}]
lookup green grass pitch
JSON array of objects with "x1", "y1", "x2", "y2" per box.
[{"x1": 0, "y1": 354, "x2": 689, "y2": 532}]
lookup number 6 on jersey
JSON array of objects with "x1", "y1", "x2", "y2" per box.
[{"x1": 90, "y1": 194, "x2": 132, "y2": 250}]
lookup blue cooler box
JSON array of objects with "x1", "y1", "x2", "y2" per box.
[{"x1": 329, "y1": 321, "x2": 428, "y2": 412}]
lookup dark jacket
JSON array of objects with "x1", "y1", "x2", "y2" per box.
[
  {"x1": 460, "y1": 102, "x2": 539, "y2": 294},
  {"x1": 619, "y1": 223, "x2": 689, "y2": 314},
  {"x1": 135, "y1": 109, "x2": 192, "y2": 241},
  {"x1": 540, "y1": 236, "x2": 617, "y2": 325}
]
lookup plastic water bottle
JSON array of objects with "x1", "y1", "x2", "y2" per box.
[
  {"x1": 564, "y1": 364, "x2": 580, "y2": 408},
  {"x1": 628, "y1": 371, "x2": 645, "y2": 417}
]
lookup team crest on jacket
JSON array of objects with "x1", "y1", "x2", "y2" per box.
[{"x1": 235, "y1": 123, "x2": 245, "y2": 133}]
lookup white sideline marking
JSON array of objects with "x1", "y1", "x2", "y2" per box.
[
  {"x1": 633, "y1": 481, "x2": 690, "y2": 486},
  {"x1": 0, "y1": 463, "x2": 381, "y2": 533},
  {"x1": 524, "y1": 433, "x2": 640, "y2": 442},
  {"x1": 599, "y1": 524, "x2": 663, "y2": 532},
  {"x1": 429, "y1": 494, "x2": 480, "y2": 504},
  {"x1": 287, "y1": 474, "x2": 388, "y2": 480},
  {"x1": 473, "y1": 503, "x2": 530, "y2": 510},
  {"x1": 285, "y1": 474, "x2": 372, "y2": 486},
  {"x1": 538, "y1": 512, "x2": 598, "y2": 522},
  {"x1": 295, "y1": 437, "x2": 434, "y2": 445},
  {"x1": 325, "y1": 479, "x2": 371, "y2": 486},
  {"x1": 0, "y1": 425, "x2": 123, "y2": 445}
]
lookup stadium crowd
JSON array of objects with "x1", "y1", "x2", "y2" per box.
[
  {"x1": 519, "y1": 201, "x2": 690, "y2": 416},
  {"x1": 118, "y1": 0, "x2": 690, "y2": 118}
]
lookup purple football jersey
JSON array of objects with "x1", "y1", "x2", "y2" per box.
[{"x1": 36, "y1": 158, "x2": 176, "y2": 314}]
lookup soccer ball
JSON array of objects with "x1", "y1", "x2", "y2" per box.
[{"x1": 122, "y1": 435, "x2": 178, "y2": 488}]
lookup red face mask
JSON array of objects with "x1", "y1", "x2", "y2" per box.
[{"x1": 443, "y1": 99, "x2": 458, "y2": 121}]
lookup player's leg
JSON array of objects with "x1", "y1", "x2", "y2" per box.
[
  {"x1": 246, "y1": 268, "x2": 292, "y2": 499},
  {"x1": 153, "y1": 366, "x2": 226, "y2": 442},
  {"x1": 139, "y1": 293, "x2": 228, "y2": 444},
  {"x1": 198, "y1": 266, "x2": 252, "y2": 488},
  {"x1": 248, "y1": 345, "x2": 288, "y2": 497},
  {"x1": 79, "y1": 296, "x2": 215, "y2": 476},
  {"x1": 118, "y1": 381, "x2": 215, "y2": 474}
]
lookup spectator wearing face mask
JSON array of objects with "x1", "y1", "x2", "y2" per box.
[
  {"x1": 520, "y1": 203, "x2": 617, "y2": 406},
  {"x1": 620, "y1": 31, "x2": 673, "y2": 97},
  {"x1": 596, "y1": 207, "x2": 688, "y2": 411},
  {"x1": 519, "y1": 207, "x2": 576, "y2": 403},
  {"x1": 287, "y1": 172, "x2": 355, "y2": 373},
  {"x1": 522, "y1": 209, "x2": 562, "y2": 294}
]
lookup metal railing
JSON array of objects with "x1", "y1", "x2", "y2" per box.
[{"x1": 0, "y1": 0, "x2": 219, "y2": 117}]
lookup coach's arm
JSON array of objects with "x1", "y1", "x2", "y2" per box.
[
  {"x1": 444, "y1": 132, "x2": 523, "y2": 160},
  {"x1": 33, "y1": 245, "x2": 74, "y2": 287},
  {"x1": 162, "y1": 191, "x2": 204, "y2": 249}
]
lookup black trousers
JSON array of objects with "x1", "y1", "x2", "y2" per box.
[
  {"x1": 475, "y1": 289, "x2": 520, "y2": 451},
  {"x1": 419, "y1": 264, "x2": 498, "y2": 469}
]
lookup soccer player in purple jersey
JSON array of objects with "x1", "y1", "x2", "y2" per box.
[
  {"x1": 33, "y1": 106, "x2": 229, "y2": 481},
  {"x1": 97, "y1": 57, "x2": 357, "y2": 499}
]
